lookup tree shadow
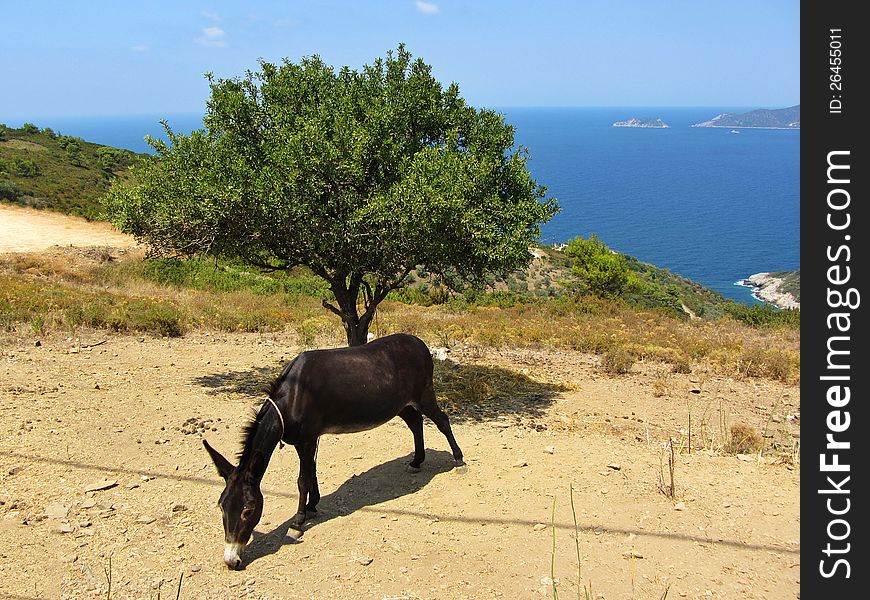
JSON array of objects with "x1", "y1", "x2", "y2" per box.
[
  {"x1": 433, "y1": 359, "x2": 567, "y2": 423},
  {"x1": 192, "y1": 364, "x2": 279, "y2": 397},
  {"x1": 241, "y1": 450, "x2": 457, "y2": 568},
  {"x1": 192, "y1": 358, "x2": 566, "y2": 422}
]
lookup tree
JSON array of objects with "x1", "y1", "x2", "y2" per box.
[
  {"x1": 565, "y1": 234, "x2": 632, "y2": 298},
  {"x1": 105, "y1": 46, "x2": 558, "y2": 346}
]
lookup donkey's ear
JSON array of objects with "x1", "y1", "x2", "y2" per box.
[{"x1": 203, "y1": 439, "x2": 235, "y2": 481}]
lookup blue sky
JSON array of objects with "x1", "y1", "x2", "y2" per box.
[{"x1": 1, "y1": 1, "x2": 799, "y2": 119}]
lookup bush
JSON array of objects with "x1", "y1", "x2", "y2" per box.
[
  {"x1": 725, "y1": 302, "x2": 800, "y2": 329},
  {"x1": 602, "y1": 347, "x2": 634, "y2": 374},
  {"x1": 19, "y1": 123, "x2": 40, "y2": 134},
  {"x1": 725, "y1": 423, "x2": 763, "y2": 454},
  {"x1": 0, "y1": 180, "x2": 24, "y2": 201},
  {"x1": 14, "y1": 158, "x2": 41, "y2": 177}
]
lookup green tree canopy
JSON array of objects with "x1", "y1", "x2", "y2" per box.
[
  {"x1": 105, "y1": 46, "x2": 558, "y2": 345},
  {"x1": 565, "y1": 234, "x2": 633, "y2": 298}
]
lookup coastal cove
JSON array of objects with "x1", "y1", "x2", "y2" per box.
[{"x1": 5, "y1": 107, "x2": 799, "y2": 305}]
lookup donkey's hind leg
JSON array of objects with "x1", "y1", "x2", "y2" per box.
[
  {"x1": 417, "y1": 384, "x2": 464, "y2": 465},
  {"x1": 398, "y1": 405, "x2": 425, "y2": 470}
]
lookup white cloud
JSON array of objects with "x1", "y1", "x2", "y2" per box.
[
  {"x1": 415, "y1": 1, "x2": 440, "y2": 15},
  {"x1": 130, "y1": 44, "x2": 149, "y2": 52},
  {"x1": 196, "y1": 26, "x2": 227, "y2": 48}
]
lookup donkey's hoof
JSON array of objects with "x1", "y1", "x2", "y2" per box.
[
  {"x1": 407, "y1": 464, "x2": 421, "y2": 473},
  {"x1": 453, "y1": 460, "x2": 468, "y2": 474}
]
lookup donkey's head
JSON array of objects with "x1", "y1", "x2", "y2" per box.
[{"x1": 203, "y1": 439, "x2": 264, "y2": 569}]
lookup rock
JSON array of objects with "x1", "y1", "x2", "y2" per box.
[
  {"x1": 431, "y1": 347, "x2": 450, "y2": 361},
  {"x1": 356, "y1": 555, "x2": 374, "y2": 566},
  {"x1": 127, "y1": 483, "x2": 140, "y2": 490},
  {"x1": 622, "y1": 550, "x2": 644, "y2": 559},
  {"x1": 533, "y1": 523, "x2": 547, "y2": 531},
  {"x1": 35, "y1": 340, "x2": 42, "y2": 347},
  {"x1": 140, "y1": 475, "x2": 151, "y2": 482},
  {"x1": 55, "y1": 523, "x2": 75, "y2": 534},
  {"x1": 543, "y1": 446, "x2": 555, "y2": 454},
  {"x1": 79, "y1": 499, "x2": 97, "y2": 509},
  {"x1": 84, "y1": 479, "x2": 118, "y2": 493},
  {"x1": 190, "y1": 565, "x2": 202, "y2": 573},
  {"x1": 64, "y1": 554, "x2": 78, "y2": 563},
  {"x1": 136, "y1": 515, "x2": 156, "y2": 524},
  {"x1": 723, "y1": 502, "x2": 732, "y2": 508},
  {"x1": 673, "y1": 502, "x2": 687, "y2": 511},
  {"x1": 512, "y1": 459, "x2": 528, "y2": 468},
  {"x1": 171, "y1": 503, "x2": 187, "y2": 513},
  {"x1": 44, "y1": 503, "x2": 70, "y2": 519},
  {"x1": 79, "y1": 520, "x2": 92, "y2": 528},
  {"x1": 607, "y1": 463, "x2": 621, "y2": 471}
]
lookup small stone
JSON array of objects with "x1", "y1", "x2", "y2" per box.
[
  {"x1": 136, "y1": 515, "x2": 156, "y2": 524},
  {"x1": 55, "y1": 523, "x2": 75, "y2": 534},
  {"x1": 356, "y1": 555, "x2": 374, "y2": 566},
  {"x1": 543, "y1": 446, "x2": 555, "y2": 454},
  {"x1": 44, "y1": 503, "x2": 70, "y2": 519},
  {"x1": 127, "y1": 483, "x2": 140, "y2": 490},
  {"x1": 171, "y1": 503, "x2": 187, "y2": 513},
  {"x1": 607, "y1": 463, "x2": 621, "y2": 471},
  {"x1": 533, "y1": 523, "x2": 547, "y2": 531},
  {"x1": 64, "y1": 554, "x2": 78, "y2": 563},
  {"x1": 80, "y1": 499, "x2": 97, "y2": 509},
  {"x1": 600, "y1": 488, "x2": 609, "y2": 495},
  {"x1": 84, "y1": 479, "x2": 118, "y2": 493},
  {"x1": 512, "y1": 459, "x2": 528, "y2": 468},
  {"x1": 673, "y1": 502, "x2": 687, "y2": 511},
  {"x1": 94, "y1": 383, "x2": 100, "y2": 390},
  {"x1": 190, "y1": 565, "x2": 202, "y2": 573},
  {"x1": 140, "y1": 475, "x2": 151, "y2": 482},
  {"x1": 35, "y1": 340, "x2": 42, "y2": 347},
  {"x1": 79, "y1": 520, "x2": 92, "y2": 528},
  {"x1": 622, "y1": 550, "x2": 644, "y2": 559},
  {"x1": 723, "y1": 502, "x2": 732, "y2": 508}
]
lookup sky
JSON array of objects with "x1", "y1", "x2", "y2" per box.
[{"x1": 1, "y1": 1, "x2": 800, "y2": 119}]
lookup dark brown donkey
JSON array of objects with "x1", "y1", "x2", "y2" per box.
[{"x1": 203, "y1": 333, "x2": 464, "y2": 569}]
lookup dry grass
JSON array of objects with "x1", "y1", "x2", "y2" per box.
[
  {"x1": 0, "y1": 249, "x2": 800, "y2": 384},
  {"x1": 725, "y1": 423, "x2": 764, "y2": 455}
]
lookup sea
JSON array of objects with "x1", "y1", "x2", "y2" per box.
[{"x1": 5, "y1": 107, "x2": 799, "y2": 305}]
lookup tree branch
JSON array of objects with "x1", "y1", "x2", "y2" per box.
[{"x1": 321, "y1": 300, "x2": 343, "y2": 317}]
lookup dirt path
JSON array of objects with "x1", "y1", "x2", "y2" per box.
[
  {"x1": 0, "y1": 205, "x2": 136, "y2": 252},
  {"x1": 0, "y1": 331, "x2": 800, "y2": 600}
]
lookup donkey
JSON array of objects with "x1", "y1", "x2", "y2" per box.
[{"x1": 203, "y1": 333, "x2": 464, "y2": 569}]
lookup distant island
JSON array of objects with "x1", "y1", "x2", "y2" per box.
[
  {"x1": 692, "y1": 105, "x2": 800, "y2": 130},
  {"x1": 612, "y1": 118, "x2": 669, "y2": 129}
]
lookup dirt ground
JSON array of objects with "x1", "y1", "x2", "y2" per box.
[
  {"x1": 0, "y1": 208, "x2": 800, "y2": 599},
  {"x1": 0, "y1": 205, "x2": 136, "y2": 253}
]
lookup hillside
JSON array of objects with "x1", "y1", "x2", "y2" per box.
[
  {"x1": 0, "y1": 122, "x2": 141, "y2": 219},
  {"x1": 692, "y1": 105, "x2": 800, "y2": 129}
]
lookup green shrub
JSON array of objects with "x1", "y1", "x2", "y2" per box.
[
  {"x1": 14, "y1": 158, "x2": 41, "y2": 177},
  {"x1": 0, "y1": 180, "x2": 23, "y2": 201},
  {"x1": 19, "y1": 123, "x2": 40, "y2": 134}
]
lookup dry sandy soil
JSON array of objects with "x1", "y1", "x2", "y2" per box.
[
  {"x1": 0, "y1": 205, "x2": 136, "y2": 253},
  {"x1": 0, "y1": 208, "x2": 800, "y2": 599}
]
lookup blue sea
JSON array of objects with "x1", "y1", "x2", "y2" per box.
[{"x1": 6, "y1": 108, "x2": 799, "y2": 304}]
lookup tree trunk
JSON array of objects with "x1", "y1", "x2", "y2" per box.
[{"x1": 324, "y1": 280, "x2": 375, "y2": 347}]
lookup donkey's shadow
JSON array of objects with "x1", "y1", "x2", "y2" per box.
[{"x1": 242, "y1": 450, "x2": 457, "y2": 567}]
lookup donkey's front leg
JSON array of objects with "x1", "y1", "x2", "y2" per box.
[{"x1": 291, "y1": 439, "x2": 318, "y2": 527}]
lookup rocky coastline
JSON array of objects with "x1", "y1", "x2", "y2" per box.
[{"x1": 739, "y1": 272, "x2": 800, "y2": 309}]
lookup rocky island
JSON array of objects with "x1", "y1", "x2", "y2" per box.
[
  {"x1": 612, "y1": 117, "x2": 669, "y2": 128},
  {"x1": 738, "y1": 270, "x2": 800, "y2": 309},
  {"x1": 693, "y1": 105, "x2": 800, "y2": 129}
]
